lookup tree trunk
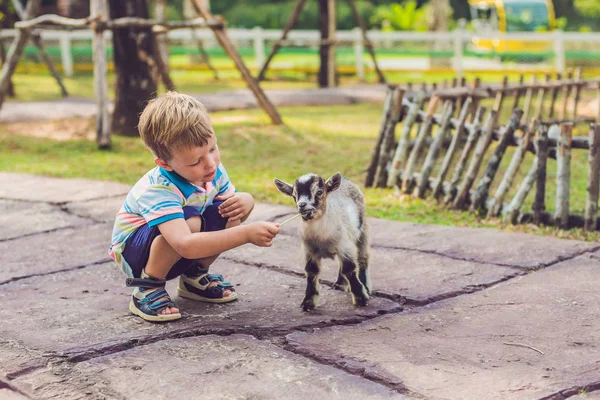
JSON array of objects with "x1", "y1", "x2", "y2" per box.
[
  {"x1": 109, "y1": 0, "x2": 157, "y2": 137},
  {"x1": 318, "y1": 0, "x2": 335, "y2": 88}
]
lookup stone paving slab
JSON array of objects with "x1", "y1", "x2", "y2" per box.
[
  {"x1": 0, "y1": 260, "x2": 398, "y2": 372},
  {"x1": 0, "y1": 173, "x2": 130, "y2": 203},
  {"x1": 0, "y1": 200, "x2": 91, "y2": 241},
  {"x1": 13, "y1": 335, "x2": 404, "y2": 400},
  {"x1": 278, "y1": 215, "x2": 597, "y2": 268},
  {"x1": 287, "y1": 256, "x2": 600, "y2": 399},
  {"x1": 0, "y1": 389, "x2": 28, "y2": 400},
  {"x1": 226, "y1": 234, "x2": 520, "y2": 305},
  {"x1": 0, "y1": 223, "x2": 112, "y2": 284},
  {"x1": 63, "y1": 196, "x2": 123, "y2": 223}
]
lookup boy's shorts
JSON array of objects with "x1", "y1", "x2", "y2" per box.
[{"x1": 122, "y1": 201, "x2": 228, "y2": 280}]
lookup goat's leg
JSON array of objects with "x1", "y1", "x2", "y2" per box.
[
  {"x1": 340, "y1": 257, "x2": 369, "y2": 307},
  {"x1": 301, "y1": 256, "x2": 321, "y2": 311},
  {"x1": 357, "y1": 232, "x2": 371, "y2": 295},
  {"x1": 333, "y1": 266, "x2": 349, "y2": 292}
]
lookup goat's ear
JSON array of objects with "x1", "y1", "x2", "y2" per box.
[
  {"x1": 325, "y1": 172, "x2": 342, "y2": 193},
  {"x1": 274, "y1": 178, "x2": 294, "y2": 197}
]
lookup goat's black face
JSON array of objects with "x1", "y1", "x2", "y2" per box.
[{"x1": 274, "y1": 172, "x2": 342, "y2": 221}]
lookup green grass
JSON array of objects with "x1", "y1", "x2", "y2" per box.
[{"x1": 1, "y1": 103, "x2": 598, "y2": 242}]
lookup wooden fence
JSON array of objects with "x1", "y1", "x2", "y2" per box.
[{"x1": 365, "y1": 72, "x2": 600, "y2": 231}]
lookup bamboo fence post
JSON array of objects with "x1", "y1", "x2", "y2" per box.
[
  {"x1": 386, "y1": 91, "x2": 426, "y2": 187},
  {"x1": 432, "y1": 97, "x2": 473, "y2": 199},
  {"x1": 559, "y1": 69, "x2": 573, "y2": 121},
  {"x1": 521, "y1": 75, "x2": 536, "y2": 123},
  {"x1": 532, "y1": 125, "x2": 550, "y2": 223},
  {"x1": 416, "y1": 101, "x2": 454, "y2": 198},
  {"x1": 444, "y1": 106, "x2": 486, "y2": 204},
  {"x1": 492, "y1": 75, "x2": 509, "y2": 113},
  {"x1": 555, "y1": 122, "x2": 573, "y2": 229},
  {"x1": 534, "y1": 74, "x2": 552, "y2": 120},
  {"x1": 153, "y1": 0, "x2": 176, "y2": 91},
  {"x1": 487, "y1": 118, "x2": 537, "y2": 218},
  {"x1": 258, "y1": 0, "x2": 308, "y2": 81},
  {"x1": 584, "y1": 123, "x2": 600, "y2": 231},
  {"x1": 597, "y1": 85, "x2": 600, "y2": 122},
  {"x1": 90, "y1": 0, "x2": 111, "y2": 149},
  {"x1": 375, "y1": 88, "x2": 405, "y2": 187},
  {"x1": 365, "y1": 86, "x2": 394, "y2": 187},
  {"x1": 402, "y1": 96, "x2": 440, "y2": 193},
  {"x1": 346, "y1": 0, "x2": 386, "y2": 84},
  {"x1": 30, "y1": 35, "x2": 69, "y2": 97},
  {"x1": 190, "y1": 0, "x2": 283, "y2": 125},
  {"x1": 548, "y1": 72, "x2": 562, "y2": 119},
  {"x1": 453, "y1": 109, "x2": 499, "y2": 209},
  {"x1": 0, "y1": 0, "x2": 41, "y2": 110},
  {"x1": 511, "y1": 73, "x2": 525, "y2": 112},
  {"x1": 470, "y1": 109, "x2": 524, "y2": 212},
  {"x1": 503, "y1": 157, "x2": 538, "y2": 224},
  {"x1": 572, "y1": 68, "x2": 583, "y2": 120},
  {"x1": 326, "y1": 0, "x2": 336, "y2": 87},
  {"x1": 532, "y1": 124, "x2": 552, "y2": 225},
  {"x1": 10, "y1": 0, "x2": 68, "y2": 97}
]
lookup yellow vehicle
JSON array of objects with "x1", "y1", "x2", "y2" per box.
[{"x1": 468, "y1": 0, "x2": 556, "y2": 55}]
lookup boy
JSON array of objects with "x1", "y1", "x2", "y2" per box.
[{"x1": 109, "y1": 91, "x2": 280, "y2": 322}]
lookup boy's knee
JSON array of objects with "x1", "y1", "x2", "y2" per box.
[{"x1": 186, "y1": 215, "x2": 202, "y2": 233}]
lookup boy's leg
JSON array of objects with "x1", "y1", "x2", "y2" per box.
[
  {"x1": 194, "y1": 217, "x2": 240, "y2": 271},
  {"x1": 177, "y1": 200, "x2": 247, "y2": 302}
]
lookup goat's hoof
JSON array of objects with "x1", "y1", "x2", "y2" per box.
[
  {"x1": 353, "y1": 295, "x2": 369, "y2": 307},
  {"x1": 301, "y1": 296, "x2": 318, "y2": 311},
  {"x1": 332, "y1": 282, "x2": 349, "y2": 292}
]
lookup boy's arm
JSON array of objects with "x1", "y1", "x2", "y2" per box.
[{"x1": 157, "y1": 217, "x2": 278, "y2": 260}]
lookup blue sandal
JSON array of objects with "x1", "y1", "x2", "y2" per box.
[
  {"x1": 177, "y1": 266, "x2": 238, "y2": 303},
  {"x1": 126, "y1": 276, "x2": 181, "y2": 322}
]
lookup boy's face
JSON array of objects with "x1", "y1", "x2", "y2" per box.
[{"x1": 156, "y1": 134, "x2": 221, "y2": 187}]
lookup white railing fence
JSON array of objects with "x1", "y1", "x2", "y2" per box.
[{"x1": 1, "y1": 27, "x2": 599, "y2": 78}]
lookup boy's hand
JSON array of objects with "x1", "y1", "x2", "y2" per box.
[
  {"x1": 246, "y1": 222, "x2": 280, "y2": 247},
  {"x1": 217, "y1": 192, "x2": 255, "y2": 222}
]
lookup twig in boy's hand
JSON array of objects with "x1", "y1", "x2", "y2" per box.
[{"x1": 279, "y1": 213, "x2": 301, "y2": 226}]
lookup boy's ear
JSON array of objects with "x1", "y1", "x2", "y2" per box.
[
  {"x1": 273, "y1": 178, "x2": 294, "y2": 197},
  {"x1": 154, "y1": 157, "x2": 172, "y2": 171},
  {"x1": 325, "y1": 172, "x2": 342, "y2": 193}
]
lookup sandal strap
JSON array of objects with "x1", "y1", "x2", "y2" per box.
[
  {"x1": 134, "y1": 287, "x2": 178, "y2": 315},
  {"x1": 143, "y1": 288, "x2": 170, "y2": 303},
  {"x1": 126, "y1": 277, "x2": 166, "y2": 288},
  {"x1": 198, "y1": 273, "x2": 225, "y2": 285}
]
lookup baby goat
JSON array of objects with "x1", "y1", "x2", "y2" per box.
[{"x1": 274, "y1": 172, "x2": 370, "y2": 311}]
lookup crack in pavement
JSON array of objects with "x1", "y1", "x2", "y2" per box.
[
  {"x1": 0, "y1": 221, "x2": 95, "y2": 244},
  {"x1": 224, "y1": 255, "x2": 523, "y2": 309},
  {"x1": 539, "y1": 379, "x2": 600, "y2": 399},
  {"x1": 0, "y1": 374, "x2": 33, "y2": 398},
  {"x1": 373, "y1": 243, "x2": 600, "y2": 271},
  {"x1": 0, "y1": 258, "x2": 111, "y2": 286},
  {"x1": 281, "y1": 338, "x2": 426, "y2": 398},
  {"x1": 63, "y1": 305, "x2": 400, "y2": 363}
]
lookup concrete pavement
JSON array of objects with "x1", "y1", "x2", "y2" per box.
[{"x1": 1, "y1": 172, "x2": 600, "y2": 399}]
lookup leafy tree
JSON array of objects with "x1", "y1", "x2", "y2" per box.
[
  {"x1": 574, "y1": 0, "x2": 600, "y2": 17},
  {"x1": 369, "y1": 1, "x2": 429, "y2": 31}
]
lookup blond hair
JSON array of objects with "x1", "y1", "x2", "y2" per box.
[{"x1": 138, "y1": 91, "x2": 214, "y2": 161}]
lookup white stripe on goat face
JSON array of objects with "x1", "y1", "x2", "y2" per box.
[{"x1": 295, "y1": 174, "x2": 321, "y2": 208}]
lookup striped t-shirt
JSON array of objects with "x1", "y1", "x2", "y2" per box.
[{"x1": 109, "y1": 164, "x2": 235, "y2": 277}]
